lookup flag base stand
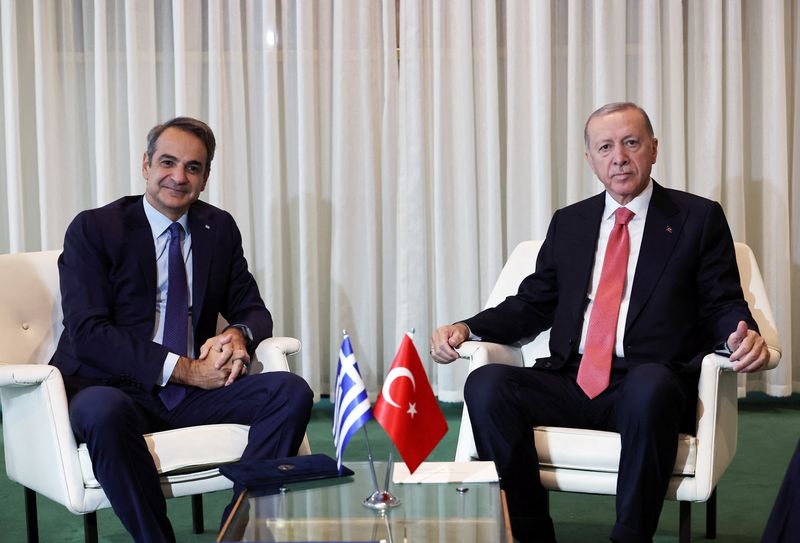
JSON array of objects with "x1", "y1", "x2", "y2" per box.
[{"x1": 362, "y1": 490, "x2": 401, "y2": 510}]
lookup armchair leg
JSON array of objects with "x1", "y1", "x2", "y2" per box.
[
  {"x1": 83, "y1": 512, "x2": 98, "y2": 543},
  {"x1": 706, "y1": 488, "x2": 717, "y2": 539},
  {"x1": 679, "y1": 501, "x2": 691, "y2": 543},
  {"x1": 192, "y1": 494, "x2": 204, "y2": 533},
  {"x1": 24, "y1": 487, "x2": 39, "y2": 543}
]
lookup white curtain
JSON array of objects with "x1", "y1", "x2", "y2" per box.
[{"x1": 0, "y1": 0, "x2": 797, "y2": 399}]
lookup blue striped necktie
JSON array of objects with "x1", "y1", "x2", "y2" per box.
[{"x1": 159, "y1": 222, "x2": 188, "y2": 409}]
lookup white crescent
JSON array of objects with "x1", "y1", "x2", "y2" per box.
[{"x1": 381, "y1": 367, "x2": 416, "y2": 408}]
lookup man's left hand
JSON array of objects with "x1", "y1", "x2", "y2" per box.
[
  {"x1": 726, "y1": 320, "x2": 770, "y2": 373},
  {"x1": 199, "y1": 329, "x2": 251, "y2": 385}
]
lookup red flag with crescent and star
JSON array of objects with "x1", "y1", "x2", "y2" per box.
[{"x1": 373, "y1": 332, "x2": 448, "y2": 474}]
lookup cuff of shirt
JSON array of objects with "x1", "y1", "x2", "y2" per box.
[
  {"x1": 714, "y1": 341, "x2": 733, "y2": 357},
  {"x1": 158, "y1": 352, "x2": 180, "y2": 386}
]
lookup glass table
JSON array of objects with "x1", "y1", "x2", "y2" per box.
[{"x1": 217, "y1": 461, "x2": 511, "y2": 542}]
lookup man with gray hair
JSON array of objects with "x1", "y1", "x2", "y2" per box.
[{"x1": 431, "y1": 103, "x2": 769, "y2": 542}]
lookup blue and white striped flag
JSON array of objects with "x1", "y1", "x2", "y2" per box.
[{"x1": 333, "y1": 334, "x2": 373, "y2": 473}]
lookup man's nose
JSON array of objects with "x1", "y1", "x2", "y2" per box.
[
  {"x1": 172, "y1": 165, "x2": 188, "y2": 182},
  {"x1": 612, "y1": 148, "x2": 629, "y2": 166}
]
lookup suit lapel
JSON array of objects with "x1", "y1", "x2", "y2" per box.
[
  {"x1": 568, "y1": 194, "x2": 605, "y2": 324},
  {"x1": 625, "y1": 182, "x2": 684, "y2": 333},
  {"x1": 124, "y1": 198, "x2": 157, "y2": 297},
  {"x1": 189, "y1": 205, "x2": 214, "y2": 329}
]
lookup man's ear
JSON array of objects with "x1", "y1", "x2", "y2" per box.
[
  {"x1": 584, "y1": 150, "x2": 598, "y2": 177},
  {"x1": 141, "y1": 152, "x2": 150, "y2": 178}
]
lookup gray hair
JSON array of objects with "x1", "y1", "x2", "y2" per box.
[
  {"x1": 584, "y1": 102, "x2": 654, "y2": 148},
  {"x1": 146, "y1": 117, "x2": 216, "y2": 176}
]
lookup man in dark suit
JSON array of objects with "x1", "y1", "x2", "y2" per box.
[
  {"x1": 52, "y1": 117, "x2": 313, "y2": 542},
  {"x1": 430, "y1": 103, "x2": 770, "y2": 543}
]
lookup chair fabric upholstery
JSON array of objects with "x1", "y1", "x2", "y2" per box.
[
  {"x1": 0, "y1": 249, "x2": 311, "y2": 517},
  {"x1": 454, "y1": 241, "x2": 781, "y2": 506}
]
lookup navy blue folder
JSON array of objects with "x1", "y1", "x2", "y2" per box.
[{"x1": 219, "y1": 453, "x2": 354, "y2": 492}]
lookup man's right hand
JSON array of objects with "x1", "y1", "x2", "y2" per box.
[
  {"x1": 430, "y1": 323, "x2": 470, "y2": 364},
  {"x1": 170, "y1": 337, "x2": 236, "y2": 389}
]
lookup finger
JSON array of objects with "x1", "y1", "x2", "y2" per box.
[
  {"x1": 736, "y1": 320, "x2": 748, "y2": 336},
  {"x1": 231, "y1": 347, "x2": 250, "y2": 366},
  {"x1": 225, "y1": 360, "x2": 245, "y2": 386},
  {"x1": 198, "y1": 338, "x2": 215, "y2": 359},
  {"x1": 734, "y1": 354, "x2": 764, "y2": 373},
  {"x1": 213, "y1": 346, "x2": 234, "y2": 369},
  {"x1": 729, "y1": 320, "x2": 749, "y2": 348},
  {"x1": 448, "y1": 323, "x2": 469, "y2": 347},
  {"x1": 732, "y1": 339, "x2": 767, "y2": 372}
]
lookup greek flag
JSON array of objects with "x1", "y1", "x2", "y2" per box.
[{"x1": 332, "y1": 334, "x2": 373, "y2": 473}]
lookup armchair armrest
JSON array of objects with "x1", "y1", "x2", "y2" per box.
[
  {"x1": 692, "y1": 353, "x2": 741, "y2": 499},
  {"x1": 0, "y1": 362, "x2": 62, "y2": 386},
  {"x1": 712, "y1": 345, "x2": 782, "y2": 372},
  {"x1": 252, "y1": 336, "x2": 301, "y2": 374},
  {"x1": 0, "y1": 363, "x2": 87, "y2": 509},
  {"x1": 456, "y1": 341, "x2": 524, "y2": 370},
  {"x1": 454, "y1": 341, "x2": 524, "y2": 461}
]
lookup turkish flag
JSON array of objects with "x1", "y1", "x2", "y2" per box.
[{"x1": 373, "y1": 333, "x2": 448, "y2": 474}]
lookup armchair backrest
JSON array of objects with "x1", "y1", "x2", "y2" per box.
[
  {"x1": 733, "y1": 243, "x2": 780, "y2": 358},
  {"x1": 483, "y1": 240, "x2": 781, "y2": 367},
  {"x1": 0, "y1": 250, "x2": 63, "y2": 366},
  {"x1": 483, "y1": 241, "x2": 550, "y2": 365}
]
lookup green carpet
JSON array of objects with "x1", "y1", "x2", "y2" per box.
[{"x1": 1, "y1": 395, "x2": 797, "y2": 542}]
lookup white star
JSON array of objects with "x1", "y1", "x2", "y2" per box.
[{"x1": 406, "y1": 402, "x2": 417, "y2": 418}]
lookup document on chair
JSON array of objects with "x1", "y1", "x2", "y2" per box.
[{"x1": 392, "y1": 461, "x2": 499, "y2": 484}]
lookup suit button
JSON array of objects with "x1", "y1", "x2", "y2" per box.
[{"x1": 543, "y1": 362, "x2": 552, "y2": 368}]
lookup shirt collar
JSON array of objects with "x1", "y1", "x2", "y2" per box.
[
  {"x1": 142, "y1": 196, "x2": 190, "y2": 238},
  {"x1": 603, "y1": 178, "x2": 653, "y2": 221}
]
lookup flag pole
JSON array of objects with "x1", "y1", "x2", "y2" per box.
[
  {"x1": 361, "y1": 417, "x2": 381, "y2": 495},
  {"x1": 383, "y1": 444, "x2": 395, "y2": 491},
  {"x1": 341, "y1": 329, "x2": 382, "y2": 495}
]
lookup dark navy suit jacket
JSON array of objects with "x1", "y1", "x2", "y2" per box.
[
  {"x1": 464, "y1": 181, "x2": 757, "y2": 374},
  {"x1": 51, "y1": 195, "x2": 272, "y2": 392}
]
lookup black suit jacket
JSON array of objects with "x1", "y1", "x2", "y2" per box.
[
  {"x1": 464, "y1": 182, "x2": 756, "y2": 374},
  {"x1": 51, "y1": 195, "x2": 272, "y2": 392}
]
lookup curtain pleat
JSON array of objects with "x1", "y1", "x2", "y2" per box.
[{"x1": 0, "y1": 0, "x2": 796, "y2": 398}]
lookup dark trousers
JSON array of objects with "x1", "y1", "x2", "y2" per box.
[
  {"x1": 465, "y1": 361, "x2": 697, "y2": 543},
  {"x1": 761, "y1": 438, "x2": 800, "y2": 543},
  {"x1": 66, "y1": 371, "x2": 313, "y2": 543}
]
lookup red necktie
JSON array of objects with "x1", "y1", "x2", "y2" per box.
[{"x1": 577, "y1": 207, "x2": 635, "y2": 399}]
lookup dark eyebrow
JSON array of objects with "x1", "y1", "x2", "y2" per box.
[{"x1": 157, "y1": 154, "x2": 204, "y2": 169}]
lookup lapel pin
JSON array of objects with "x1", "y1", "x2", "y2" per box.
[
  {"x1": 665, "y1": 226, "x2": 673, "y2": 234},
  {"x1": 205, "y1": 224, "x2": 210, "y2": 230}
]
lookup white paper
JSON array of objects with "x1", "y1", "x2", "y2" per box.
[{"x1": 392, "y1": 461, "x2": 499, "y2": 484}]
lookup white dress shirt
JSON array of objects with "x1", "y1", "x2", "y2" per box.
[
  {"x1": 142, "y1": 197, "x2": 194, "y2": 386},
  {"x1": 578, "y1": 180, "x2": 653, "y2": 358}
]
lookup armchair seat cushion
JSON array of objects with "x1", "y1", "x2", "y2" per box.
[
  {"x1": 78, "y1": 424, "x2": 249, "y2": 488},
  {"x1": 534, "y1": 426, "x2": 697, "y2": 476}
]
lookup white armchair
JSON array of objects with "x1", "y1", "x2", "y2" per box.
[
  {"x1": 454, "y1": 241, "x2": 781, "y2": 543},
  {"x1": 0, "y1": 250, "x2": 311, "y2": 543}
]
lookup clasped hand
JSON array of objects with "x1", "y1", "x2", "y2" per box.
[{"x1": 171, "y1": 330, "x2": 251, "y2": 389}]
